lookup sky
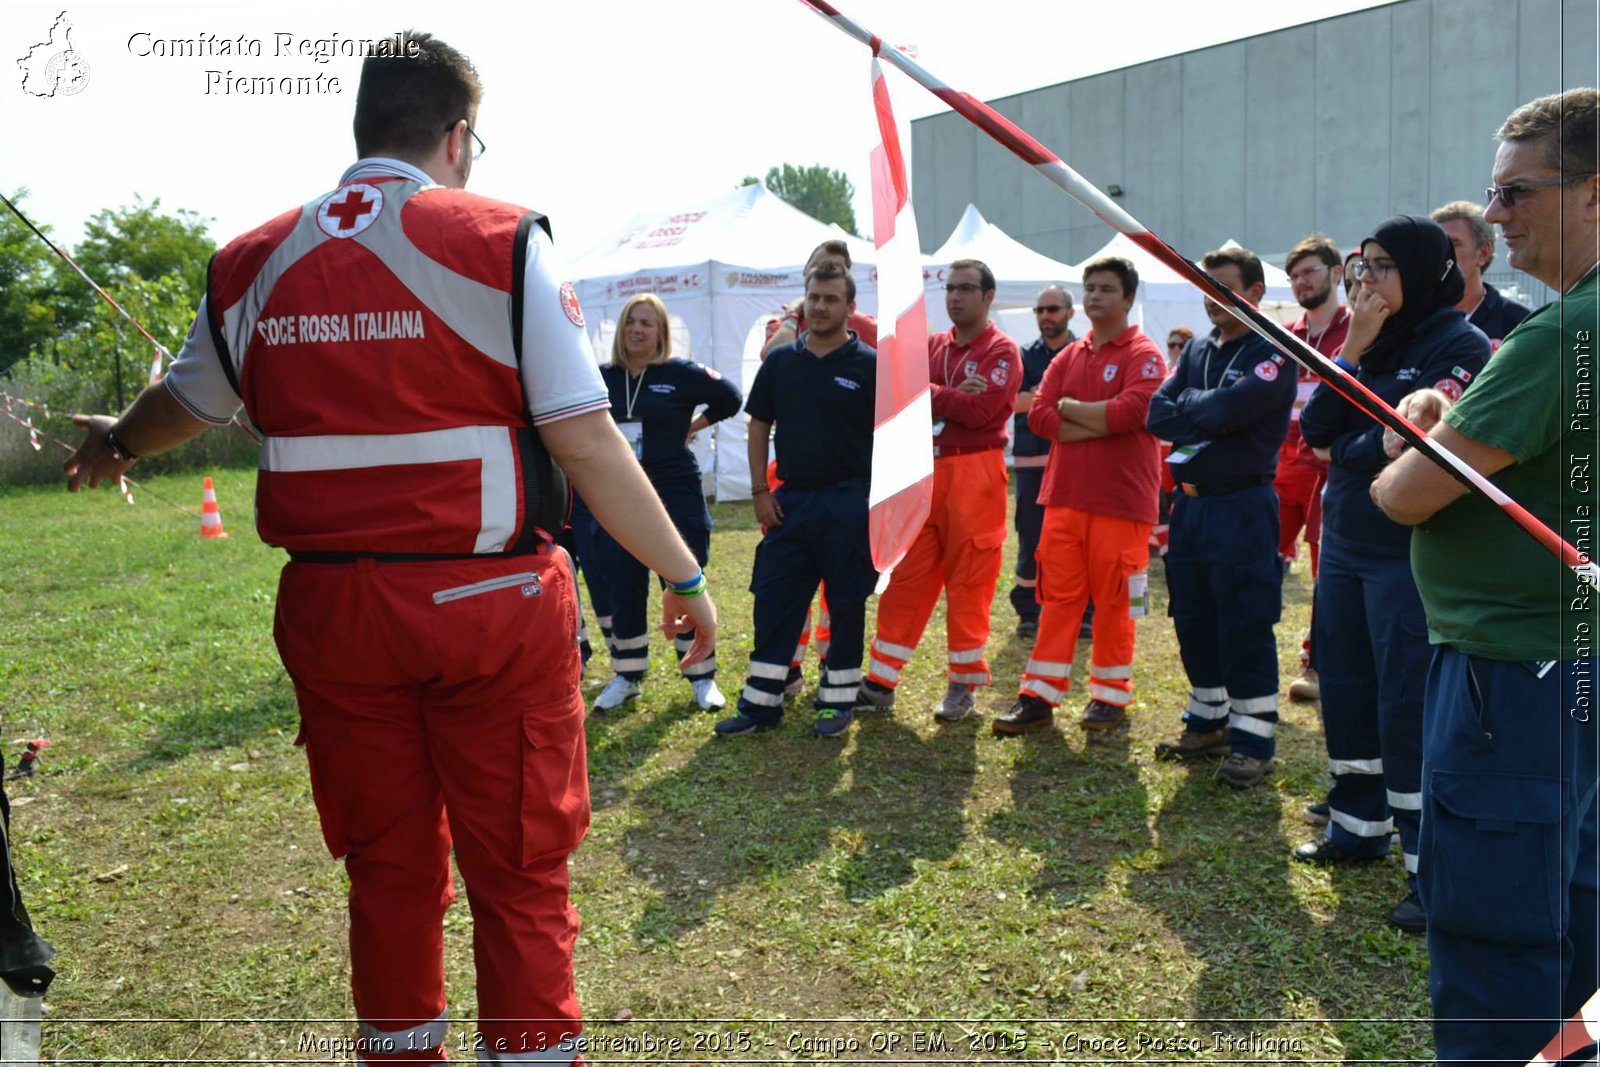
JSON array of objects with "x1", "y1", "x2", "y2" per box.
[{"x1": 2, "y1": 0, "x2": 1393, "y2": 261}]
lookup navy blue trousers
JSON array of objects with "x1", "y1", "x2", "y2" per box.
[
  {"x1": 1312, "y1": 532, "x2": 1426, "y2": 875},
  {"x1": 596, "y1": 519, "x2": 712, "y2": 682},
  {"x1": 1009, "y1": 465, "x2": 1045, "y2": 621},
  {"x1": 738, "y1": 482, "x2": 878, "y2": 720},
  {"x1": 568, "y1": 497, "x2": 613, "y2": 660},
  {"x1": 1421, "y1": 647, "x2": 1599, "y2": 1066},
  {"x1": 1165, "y1": 485, "x2": 1282, "y2": 759}
]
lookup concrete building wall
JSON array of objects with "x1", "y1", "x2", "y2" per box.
[{"x1": 911, "y1": 0, "x2": 1597, "y2": 307}]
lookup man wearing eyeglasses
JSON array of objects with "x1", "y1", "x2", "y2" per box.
[
  {"x1": 1372, "y1": 89, "x2": 1600, "y2": 1067},
  {"x1": 1147, "y1": 247, "x2": 1297, "y2": 789},
  {"x1": 1009, "y1": 284, "x2": 1077, "y2": 640},
  {"x1": 62, "y1": 33, "x2": 720, "y2": 1064},
  {"x1": 858, "y1": 259, "x2": 1020, "y2": 723},
  {"x1": 1430, "y1": 200, "x2": 1532, "y2": 348},
  {"x1": 1279, "y1": 235, "x2": 1350, "y2": 706}
]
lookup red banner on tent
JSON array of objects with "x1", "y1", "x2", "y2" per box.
[{"x1": 866, "y1": 55, "x2": 932, "y2": 572}]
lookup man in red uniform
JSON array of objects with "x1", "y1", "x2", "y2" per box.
[
  {"x1": 994, "y1": 257, "x2": 1165, "y2": 734},
  {"x1": 1280, "y1": 234, "x2": 1350, "y2": 705},
  {"x1": 63, "y1": 34, "x2": 716, "y2": 1064},
  {"x1": 856, "y1": 259, "x2": 1020, "y2": 722}
]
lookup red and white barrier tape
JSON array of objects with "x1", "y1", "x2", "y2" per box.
[
  {"x1": 796, "y1": 0, "x2": 1598, "y2": 591},
  {"x1": 865, "y1": 53, "x2": 933, "y2": 572}
]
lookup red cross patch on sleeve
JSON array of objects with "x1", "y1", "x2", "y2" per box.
[
  {"x1": 559, "y1": 281, "x2": 585, "y2": 327},
  {"x1": 1253, "y1": 361, "x2": 1279, "y2": 382},
  {"x1": 1434, "y1": 378, "x2": 1464, "y2": 402}
]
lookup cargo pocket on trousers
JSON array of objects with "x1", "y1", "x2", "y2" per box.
[
  {"x1": 1423, "y1": 770, "x2": 1563, "y2": 944},
  {"x1": 296, "y1": 720, "x2": 349, "y2": 860},
  {"x1": 520, "y1": 701, "x2": 590, "y2": 867}
]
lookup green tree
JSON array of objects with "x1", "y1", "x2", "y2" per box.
[
  {"x1": 52, "y1": 195, "x2": 215, "y2": 334},
  {"x1": 741, "y1": 164, "x2": 859, "y2": 236},
  {"x1": 0, "y1": 189, "x2": 63, "y2": 375}
]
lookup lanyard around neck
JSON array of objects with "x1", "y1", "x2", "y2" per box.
[{"x1": 624, "y1": 365, "x2": 648, "y2": 419}]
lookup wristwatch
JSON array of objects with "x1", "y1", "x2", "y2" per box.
[{"x1": 104, "y1": 427, "x2": 139, "y2": 461}]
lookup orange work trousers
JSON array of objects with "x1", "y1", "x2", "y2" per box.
[
  {"x1": 1020, "y1": 507, "x2": 1152, "y2": 708},
  {"x1": 868, "y1": 448, "x2": 1007, "y2": 688}
]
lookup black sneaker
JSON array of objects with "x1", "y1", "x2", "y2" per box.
[
  {"x1": 1303, "y1": 800, "x2": 1330, "y2": 826},
  {"x1": 1387, "y1": 890, "x2": 1426, "y2": 933},
  {"x1": 993, "y1": 695, "x2": 1054, "y2": 736},
  {"x1": 1291, "y1": 836, "x2": 1387, "y2": 866},
  {"x1": 1015, "y1": 617, "x2": 1040, "y2": 640},
  {"x1": 714, "y1": 711, "x2": 781, "y2": 738}
]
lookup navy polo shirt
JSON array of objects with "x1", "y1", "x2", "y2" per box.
[
  {"x1": 600, "y1": 357, "x2": 743, "y2": 488},
  {"x1": 745, "y1": 331, "x2": 876, "y2": 489},
  {"x1": 1470, "y1": 283, "x2": 1532, "y2": 344},
  {"x1": 1145, "y1": 328, "x2": 1296, "y2": 490},
  {"x1": 1013, "y1": 332, "x2": 1073, "y2": 459}
]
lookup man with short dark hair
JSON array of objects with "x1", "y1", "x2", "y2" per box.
[
  {"x1": 996, "y1": 257, "x2": 1165, "y2": 735},
  {"x1": 63, "y1": 33, "x2": 718, "y2": 1062},
  {"x1": 858, "y1": 259, "x2": 1020, "y2": 722},
  {"x1": 1280, "y1": 234, "x2": 1349, "y2": 704},
  {"x1": 720, "y1": 265, "x2": 879, "y2": 739},
  {"x1": 1147, "y1": 247, "x2": 1297, "y2": 789},
  {"x1": 1373, "y1": 87, "x2": 1599, "y2": 1067},
  {"x1": 1010, "y1": 284, "x2": 1076, "y2": 638},
  {"x1": 1431, "y1": 199, "x2": 1532, "y2": 345},
  {"x1": 761, "y1": 240, "x2": 878, "y2": 357}
]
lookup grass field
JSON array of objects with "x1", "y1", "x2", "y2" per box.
[{"x1": 0, "y1": 467, "x2": 1433, "y2": 1063}]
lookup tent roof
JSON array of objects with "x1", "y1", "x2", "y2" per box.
[
  {"x1": 929, "y1": 204, "x2": 1080, "y2": 284},
  {"x1": 567, "y1": 183, "x2": 876, "y2": 282},
  {"x1": 1076, "y1": 231, "x2": 1196, "y2": 288}
]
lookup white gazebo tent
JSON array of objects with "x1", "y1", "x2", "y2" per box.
[
  {"x1": 923, "y1": 204, "x2": 1081, "y2": 344},
  {"x1": 567, "y1": 183, "x2": 877, "y2": 500}
]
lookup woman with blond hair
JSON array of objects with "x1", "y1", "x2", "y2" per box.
[{"x1": 589, "y1": 293, "x2": 744, "y2": 711}]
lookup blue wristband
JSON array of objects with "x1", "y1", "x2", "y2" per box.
[
  {"x1": 1334, "y1": 357, "x2": 1357, "y2": 374},
  {"x1": 668, "y1": 569, "x2": 705, "y2": 594}
]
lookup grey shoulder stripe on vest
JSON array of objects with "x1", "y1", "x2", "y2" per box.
[
  {"x1": 352, "y1": 184, "x2": 517, "y2": 369},
  {"x1": 220, "y1": 200, "x2": 330, "y2": 373}
]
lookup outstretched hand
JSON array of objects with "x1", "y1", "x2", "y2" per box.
[{"x1": 63, "y1": 414, "x2": 131, "y2": 492}]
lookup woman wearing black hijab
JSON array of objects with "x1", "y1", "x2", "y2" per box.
[{"x1": 1296, "y1": 215, "x2": 1492, "y2": 932}]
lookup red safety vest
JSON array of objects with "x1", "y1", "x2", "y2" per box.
[{"x1": 206, "y1": 177, "x2": 566, "y2": 556}]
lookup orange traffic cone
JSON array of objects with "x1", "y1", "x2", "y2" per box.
[{"x1": 199, "y1": 476, "x2": 229, "y2": 539}]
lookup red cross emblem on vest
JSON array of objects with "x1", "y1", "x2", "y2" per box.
[{"x1": 317, "y1": 183, "x2": 385, "y2": 239}]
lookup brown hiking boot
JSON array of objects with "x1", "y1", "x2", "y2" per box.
[
  {"x1": 1154, "y1": 728, "x2": 1228, "y2": 761},
  {"x1": 1079, "y1": 699, "x2": 1127, "y2": 731}
]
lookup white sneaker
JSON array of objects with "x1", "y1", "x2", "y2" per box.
[
  {"x1": 933, "y1": 682, "x2": 975, "y2": 723},
  {"x1": 594, "y1": 675, "x2": 641, "y2": 711},
  {"x1": 690, "y1": 677, "x2": 727, "y2": 711}
]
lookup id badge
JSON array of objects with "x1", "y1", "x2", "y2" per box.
[
  {"x1": 1167, "y1": 441, "x2": 1210, "y2": 465},
  {"x1": 619, "y1": 420, "x2": 644, "y2": 460},
  {"x1": 932, "y1": 418, "x2": 947, "y2": 437}
]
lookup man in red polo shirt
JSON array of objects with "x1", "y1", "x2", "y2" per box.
[
  {"x1": 995, "y1": 256, "x2": 1165, "y2": 734},
  {"x1": 856, "y1": 259, "x2": 1020, "y2": 722},
  {"x1": 1280, "y1": 234, "x2": 1350, "y2": 705}
]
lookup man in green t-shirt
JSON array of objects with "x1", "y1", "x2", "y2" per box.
[{"x1": 1373, "y1": 88, "x2": 1599, "y2": 1067}]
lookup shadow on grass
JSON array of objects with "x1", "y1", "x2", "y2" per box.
[
  {"x1": 833, "y1": 712, "x2": 977, "y2": 899},
  {"x1": 129, "y1": 681, "x2": 298, "y2": 772},
  {"x1": 985, "y1": 723, "x2": 1152, "y2": 908},
  {"x1": 585, "y1": 693, "x2": 703, "y2": 814},
  {"x1": 620, "y1": 716, "x2": 850, "y2": 946}
]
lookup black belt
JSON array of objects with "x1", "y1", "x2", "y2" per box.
[{"x1": 1177, "y1": 474, "x2": 1273, "y2": 498}]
